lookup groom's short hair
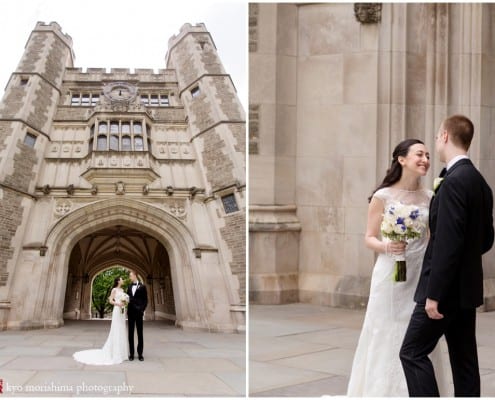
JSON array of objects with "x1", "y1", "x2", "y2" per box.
[{"x1": 443, "y1": 114, "x2": 474, "y2": 151}]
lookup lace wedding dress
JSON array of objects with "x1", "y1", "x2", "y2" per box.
[
  {"x1": 73, "y1": 288, "x2": 129, "y2": 365},
  {"x1": 347, "y1": 187, "x2": 451, "y2": 397}
]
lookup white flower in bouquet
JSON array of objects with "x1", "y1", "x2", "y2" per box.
[
  {"x1": 381, "y1": 203, "x2": 425, "y2": 281},
  {"x1": 119, "y1": 293, "x2": 129, "y2": 314}
]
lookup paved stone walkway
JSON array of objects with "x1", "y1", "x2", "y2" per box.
[
  {"x1": 250, "y1": 303, "x2": 495, "y2": 397},
  {"x1": 0, "y1": 320, "x2": 245, "y2": 397}
]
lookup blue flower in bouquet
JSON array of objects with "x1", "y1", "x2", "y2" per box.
[
  {"x1": 409, "y1": 209, "x2": 420, "y2": 220},
  {"x1": 380, "y1": 202, "x2": 426, "y2": 282}
]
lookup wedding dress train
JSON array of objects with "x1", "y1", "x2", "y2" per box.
[{"x1": 73, "y1": 288, "x2": 129, "y2": 365}]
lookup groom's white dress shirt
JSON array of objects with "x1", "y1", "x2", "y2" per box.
[{"x1": 446, "y1": 154, "x2": 469, "y2": 171}]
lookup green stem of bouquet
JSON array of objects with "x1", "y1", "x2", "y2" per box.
[{"x1": 394, "y1": 260, "x2": 407, "y2": 282}]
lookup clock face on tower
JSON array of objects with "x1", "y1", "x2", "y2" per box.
[{"x1": 103, "y1": 82, "x2": 137, "y2": 103}]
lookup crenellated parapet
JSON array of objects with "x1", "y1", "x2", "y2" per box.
[{"x1": 63, "y1": 67, "x2": 178, "y2": 84}]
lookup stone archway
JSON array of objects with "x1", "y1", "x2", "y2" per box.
[
  {"x1": 63, "y1": 225, "x2": 176, "y2": 322},
  {"x1": 36, "y1": 198, "x2": 222, "y2": 331}
]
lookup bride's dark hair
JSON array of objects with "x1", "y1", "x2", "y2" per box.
[
  {"x1": 368, "y1": 138, "x2": 424, "y2": 203},
  {"x1": 112, "y1": 277, "x2": 121, "y2": 289}
]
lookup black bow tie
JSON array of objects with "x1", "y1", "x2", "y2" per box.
[{"x1": 132, "y1": 283, "x2": 138, "y2": 286}]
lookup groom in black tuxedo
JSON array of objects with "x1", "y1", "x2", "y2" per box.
[
  {"x1": 400, "y1": 115, "x2": 494, "y2": 396},
  {"x1": 127, "y1": 270, "x2": 148, "y2": 361}
]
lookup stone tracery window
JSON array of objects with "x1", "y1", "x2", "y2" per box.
[
  {"x1": 97, "y1": 135, "x2": 107, "y2": 150},
  {"x1": 90, "y1": 119, "x2": 148, "y2": 152},
  {"x1": 122, "y1": 136, "x2": 132, "y2": 151},
  {"x1": 110, "y1": 134, "x2": 119, "y2": 151},
  {"x1": 134, "y1": 136, "x2": 144, "y2": 151},
  {"x1": 122, "y1": 122, "x2": 130, "y2": 134}
]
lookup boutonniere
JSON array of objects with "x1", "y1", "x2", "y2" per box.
[{"x1": 433, "y1": 177, "x2": 444, "y2": 192}]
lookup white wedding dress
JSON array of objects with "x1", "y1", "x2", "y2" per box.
[
  {"x1": 73, "y1": 288, "x2": 129, "y2": 365},
  {"x1": 347, "y1": 187, "x2": 451, "y2": 397}
]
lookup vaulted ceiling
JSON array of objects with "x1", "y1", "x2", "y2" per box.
[{"x1": 68, "y1": 225, "x2": 169, "y2": 275}]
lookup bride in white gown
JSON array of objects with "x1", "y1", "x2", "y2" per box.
[
  {"x1": 347, "y1": 139, "x2": 451, "y2": 397},
  {"x1": 73, "y1": 277, "x2": 129, "y2": 365}
]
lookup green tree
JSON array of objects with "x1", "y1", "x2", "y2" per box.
[{"x1": 91, "y1": 267, "x2": 130, "y2": 319}]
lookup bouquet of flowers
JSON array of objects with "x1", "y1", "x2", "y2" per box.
[
  {"x1": 381, "y1": 203, "x2": 425, "y2": 282},
  {"x1": 119, "y1": 293, "x2": 129, "y2": 314}
]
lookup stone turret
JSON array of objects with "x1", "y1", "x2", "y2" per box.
[
  {"x1": 166, "y1": 23, "x2": 246, "y2": 306},
  {"x1": 0, "y1": 22, "x2": 73, "y2": 325}
]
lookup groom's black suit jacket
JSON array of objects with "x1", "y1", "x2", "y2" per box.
[
  {"x1": 127, "y1": 282, "x2": 148, "y2": 315},
  {"x1": 415, "y1": 159, "x2": 494, "y2": 310}
]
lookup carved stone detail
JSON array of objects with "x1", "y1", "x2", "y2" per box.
[
  {"x1": 249, "y1": 3, "x2": 259, "y2": 52},
  {"x1": 115, "y1": 181, "x2": 125, "y2": 195},
  {"x1": 102, "y1": 82, "x2": 138, "y2": 111},
  {"x1": 354, "y1": 3, "x2": 382, "y2": 24},
  {"x1": 55, "y1": 199, "x2": 72, "y2": 216},
  {"x1": 169, "y1": 203, "x2": 186, "y2": 219}
]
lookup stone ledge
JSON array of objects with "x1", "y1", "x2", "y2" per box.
[
  {"x1": 250, "y1": 289, "x2": 299, "y2": 305},
  {"x1": 250, "y1": 272, "x2": 299, "y2": 305},
  {"x1": 0, "y1": 301, "x2": 11, "y2": 309},
  {"x1": 249, "y1": 204, "x2": 302, "y2": 232},
  {"x1": 299, "y1": 290, "x2": 369, "y2": 310}
]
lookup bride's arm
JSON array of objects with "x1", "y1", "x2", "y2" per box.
[
  {"x1": 365, "y1": 197, "x2": 405, "y2": 255},
  {"x1": 108, "y1": 288, "x2": 122, "y2": 307}
]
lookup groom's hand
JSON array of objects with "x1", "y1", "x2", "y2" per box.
[{"x1": 425, "y1": 298, "x2": 444, "y2": 319}]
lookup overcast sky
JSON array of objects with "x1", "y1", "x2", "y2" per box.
[{"x1": 0, "y1": 0, "x2": 247, "y2": 109}]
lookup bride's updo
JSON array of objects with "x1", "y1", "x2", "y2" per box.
[{"x1": 368, "y1": 138, "x2": 424, "y2": 202}]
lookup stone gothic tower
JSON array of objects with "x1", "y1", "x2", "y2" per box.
[
  {"x1": 0, "y1": 22, "x2": 74, "y2": 320},
  {"x1": 0, "y1": 22, "x2": 245, "y2": 332},
  {"x1": 166, "y1": 23, "x2": 247, "y2": 305}
]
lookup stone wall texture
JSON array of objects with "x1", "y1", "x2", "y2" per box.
[
  {"x1": 0, "y1": 190, "x2": 24, "y2": 286},
  {"x1": 220, "y1": 212, "x2": 246, "y2": 304}
]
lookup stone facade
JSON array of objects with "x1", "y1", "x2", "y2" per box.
[
  {"x1": 249, "y1": 3, "x2": 495, "y2": 310},
  {"x1": 0, "y1": 22, "x2": 245, "y2": 332}
]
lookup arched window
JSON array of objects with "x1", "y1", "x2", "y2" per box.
[
  {"x1": 122, "y1": 136, "x2": 131, "y2": 151},
  {"x1": 98, "y1": 122, "x2": 107, "y2": 134},
  {"x1": 121, "y1": 122, "x2": 130, "y2": 134},
  {"x1": 91, "y1": 120, "x2": 150, "y2": 153},
  {"x1": 134, "y1": 136, "x2": 144, "y2": 151},
  {"x1": 110, "y1": 121, "x2": 119, "y2": 134},
  {"x1": 110, "y1": 135, "x2": 119, "y2": 151},
  {"x1": 97, "y1": 135, "x2": 107, "y2": 150},
  {"x1": 133, "y1": 123, "x2": 142, "y2": 135}
]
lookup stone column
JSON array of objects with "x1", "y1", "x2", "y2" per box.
[{"x1": 249, "y1": 4, "x2": 301, "y2": 304}]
